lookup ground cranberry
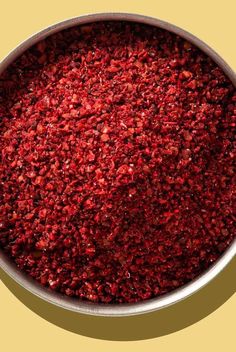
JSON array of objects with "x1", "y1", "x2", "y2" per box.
[{"x1": 0, "y1": 22, "x2": 235, "y2": 304}]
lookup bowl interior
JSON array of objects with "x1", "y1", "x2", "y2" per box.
[{"x1": 0, "y1": 13, "x2": 235, "y2": 316}]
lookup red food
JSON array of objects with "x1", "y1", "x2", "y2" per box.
[{"x1": 0, "y1": 22, "x2": 235, "y2": 303}]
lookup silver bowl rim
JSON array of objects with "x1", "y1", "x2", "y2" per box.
[{"x1": 0, "y1": 12, "x2": 235, "y2": 317}]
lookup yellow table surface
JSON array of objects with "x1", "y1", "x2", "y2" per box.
[{"x1": 1, "y1": 1, "x2": 235, "y2": 351}]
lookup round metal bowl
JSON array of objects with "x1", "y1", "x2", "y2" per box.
[{"x1": 0, "y1": 13, "x2": 235, "y2": 317}]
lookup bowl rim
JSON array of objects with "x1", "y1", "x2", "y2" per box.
[{"x1": 0, "y1": 12, "x2": 236, "y2": 317}]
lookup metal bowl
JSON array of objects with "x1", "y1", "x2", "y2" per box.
[{"x1": 0, "y1": 13, "x2": 235, "y2": 317}]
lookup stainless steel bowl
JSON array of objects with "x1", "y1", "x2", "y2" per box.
[{"x1": 0, "y1": 13, "x2": 235, "y2": 317}]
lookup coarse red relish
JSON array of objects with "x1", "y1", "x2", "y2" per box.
[{"x1": 0, "y1": 22, "x2": 235, "y2": 303}]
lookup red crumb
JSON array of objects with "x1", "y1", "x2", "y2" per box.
[{"x1": 0, "y1": 22, "x2": 235, "y2": 303}]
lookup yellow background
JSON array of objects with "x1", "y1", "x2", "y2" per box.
[{"x1": 0, "y1": 0, "x2": 235, "y2": 351}]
